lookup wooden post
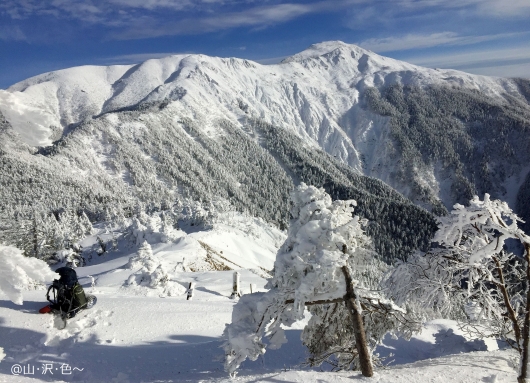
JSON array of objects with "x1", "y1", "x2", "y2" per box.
[
  {"x1": 341, "y1": 265, "x2": 373, "y2": 377},
  {"x1": 518, "y1": 243, "x2": 530, "y2": 383},
  {"x1": 230, "y1": 272, "x2": 241, "y2": 299},
  {"x1": 187, "y1": 282, "x2": 195, "y2": 301},
  {"x1": 250, "y1": 283, "x2": 256, "y2": 294}
]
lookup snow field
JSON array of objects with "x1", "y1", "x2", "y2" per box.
[
  {"x1": 0, "y1": 197, "x2": 524, "y2": 382},
  {"x1": 0, "y1": 287, "x2": 518, "y2": 383}
]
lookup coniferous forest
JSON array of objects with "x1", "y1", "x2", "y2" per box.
[{"x1": 1, "y1": 80, "x2": 530, "y2": 264}]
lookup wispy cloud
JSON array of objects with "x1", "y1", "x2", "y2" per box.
[
  {"x1": 359, "y1": 32, "x2": 530, "y2": 52},
  {"x1": 345, "y1": 0, "x2": 530, "y2": 31},
  {"x1": 1, "y1": 0, "x2": 358, "y2": 39},
  {"x1": 109, "y1": 0, "x2": 194, "y2": 11},
  {"x1": 400, "y1": 45, "x2": 530, "y2": 78},
  {"x1": 405, "y1": 45, "x2": 530, "y2": 68},
  {"x1": 111, "y1": 1, "x2": 351, "y2": 40},
  {"x1": 1, "y1": 0, "x2": 114, "y2": 24},
  {"x1": 459, "y1": 0, "x2": 530, "y2": 17},
  {"x1": 1, "y1": 0, "x2": 529, "y2": 49},
  {"x1": 0, "y1": 26, "x2": 27, "y2": 42},
  {"x1": 463, "y1": 63, "x2": 530, "y2": 79},
  {"x1": 396, "y1": 0, "x2": 530, "y2": 18}
]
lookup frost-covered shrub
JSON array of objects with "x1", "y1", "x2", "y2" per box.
[
  {"x1": 126, "y1": 240, "x2": 157, "y2": 271},
  {"x1": 387, "y1": 194, "x2": 530, "y2": 320},
  {"x1": 385, "y1": 194, "x2": 530, "y2": 383},
  {"x1": 0, "y1": 245, "x2": 56, "y2": 304},
  {"x1": 50, "y1": 248, "x2": 85, "y2": 267},
  {"x1": 125, "y1": 241, "x2": 185, "y2": 297}
]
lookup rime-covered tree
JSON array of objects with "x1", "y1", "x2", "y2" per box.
[
  {"x1": 125, "y1": 240, "x2": 185, "y2": 297},
  {"x1": 222, "y1": 184, "x2": 416, "y2": 377},
  {"x1": 385, "y1": 194, "x2": 530, "y2": 383}
]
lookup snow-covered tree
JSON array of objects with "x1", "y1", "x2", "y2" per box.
[
  {"x1": 129, "y1": 218, "x2": 148, "y2": 246},
  {"x1": 160, "y1": 211, "x2": 180, "y2": 243},
  {"x1": 301, "y1": 254, "x2": 418, "y2": 371},
  {"x1": 125, "y1": 241, "x2": 185, "y2": 297},
  {"x1": 222, "y1": 184, "x2": 416, "y2": 376},
  {"x1": 126, "y1": 240, "x2": 157, "y2": 271},
  {"x1": 385, "y1": 194, "x2": 530, "y2": 383}
]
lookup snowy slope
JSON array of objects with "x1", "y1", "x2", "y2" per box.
[
  {"x1": 0, "y1": 204, "x2": 520, "y2": 383},
  {"x1": 0, "y1": 235, "x2": 519, "y2": 383},
  {"x1": 1, "y1": 41, "x2": 528, "y2": 214},
  {"x1": 0, "y1": 65, "x2": 132, "y2": 147}
]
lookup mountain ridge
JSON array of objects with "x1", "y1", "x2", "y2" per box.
[
  {"x1": 2, "y1": 41, "x2": 524, "y2": 148},
  {"x1": 1, "y1": 41, "x2": 529, "y2": 260}
]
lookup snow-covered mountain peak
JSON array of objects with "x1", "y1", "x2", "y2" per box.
[
  {"x1": 0, "y1": 41, "x2": 529, "y2": 272},
  {"x1": 281, "y1": 41, "x2": 368, "y2": 63},
  {"x1": 0, "y1": 41, "x2": 526, "y2": 158},
  {"x1": 280, "y1": 40, "x2": 416, "y2": 72}
]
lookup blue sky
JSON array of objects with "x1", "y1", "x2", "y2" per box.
[{"x1": 1, "y1": 0, "x2": 529, "y2": 89}]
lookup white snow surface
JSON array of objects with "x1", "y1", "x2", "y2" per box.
[{"x1": 0, "y1": 219, "x2": 520, "y2": 382}]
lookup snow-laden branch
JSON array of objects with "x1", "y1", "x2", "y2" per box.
[
  {"x1": 435, "y1": 194, "x2": 530, "y2": 264},
  {"x1": 0, "y1": 245, "x2": 56, "y2": 305},
  {"x1": 384, "y1": 194, "x2": 530, "y2": 383}
]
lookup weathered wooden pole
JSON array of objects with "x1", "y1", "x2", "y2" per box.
[
  {"x1": 518, "y1": 243, "x2": 530, "y2": 383},
  {"x1": 187, "y1": 282, "x2": 195, "y2": 301},
  {"x1": 230, "y1": 271, "x2": 241, "y2": 299},
  {"x1": 250, "y1": 283, "x2": 256, "y2": 294},
  {"x1": 341, "y1": 265, "x2": 373, "y2": 378}
]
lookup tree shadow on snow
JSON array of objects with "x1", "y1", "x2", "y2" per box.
[
  {"x1": 376, "y1": 328, "x2": 489, "y2": 366},
  {"x1": 165, "y1": 334, "x2": 220, "y2": 344},
  {"x1": 391, "y1": 351, "x2": 515, "y2": 375},
  {"x1": 0, "y1": 315, "x2": 321, "y2": 383}
]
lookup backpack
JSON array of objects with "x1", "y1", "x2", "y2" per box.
[{"x1": 46, "y1": 267, "x2": 88, "y2": 319}]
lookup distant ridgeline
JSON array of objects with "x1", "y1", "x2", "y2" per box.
[
  {"x1": 0, "y1": 103, "x2": 437, "y2": 263},
  {"x1": 364, "y1": 82, "x2": 530, "y2": 233}
]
